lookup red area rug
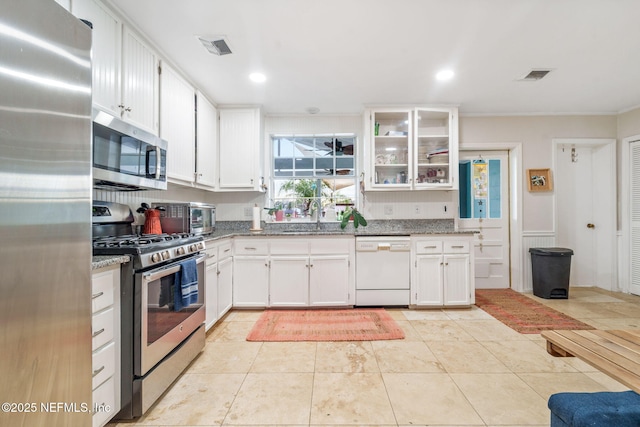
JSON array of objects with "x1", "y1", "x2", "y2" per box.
[
  {"x1": 475, "y1": 289, "x2": 595, "y2": 334},
  {"x1": 246, "y1": 308, "x2": 405, "y2": 342}
]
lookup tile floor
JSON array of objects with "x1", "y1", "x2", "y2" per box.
[{"x1": 109, "y1": 287, "x2": 640, "y2": 427}]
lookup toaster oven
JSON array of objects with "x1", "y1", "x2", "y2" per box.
[{"x1": 154, "y1": 203, "x2": 215, "y2": 235}]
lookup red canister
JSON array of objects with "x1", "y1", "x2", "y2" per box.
[{"x1": 143, "y1": 209, "x2": 162, "y2": 234}]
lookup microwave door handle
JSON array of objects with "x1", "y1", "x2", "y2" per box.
[{"x1": 155, "y1": 146, "x2": 161, "y2": 179}]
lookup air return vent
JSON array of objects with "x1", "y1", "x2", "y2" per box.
[
  {"x1": 519, "y1": 69, "x2": 553, "y2": 81},
  {"x1": 197, "y1": 35, "x2": 232, "y2": 56}
]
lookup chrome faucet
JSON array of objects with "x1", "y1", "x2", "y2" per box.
[{"x1": 309, "y1": 199, "x2": 322, "y2": 230}]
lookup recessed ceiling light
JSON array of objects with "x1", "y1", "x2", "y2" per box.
[
  {"x1": 435, "y1": 69, "x2": 454, "y2": 81},
  {"x1": 249, "y1": 72, "x2": 266, "y2": 83}
]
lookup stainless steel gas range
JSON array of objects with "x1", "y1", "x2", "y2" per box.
[{"x1": 92, "y1": 201, "x2": 206, "y2": 419}]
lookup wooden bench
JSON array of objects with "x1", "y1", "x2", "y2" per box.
[{"x1": 541, "y1": 329, "x2": 640, "y2": 393}]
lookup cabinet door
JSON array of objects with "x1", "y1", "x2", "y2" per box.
[
  {"x1": 443, "y1": 254, "x2": 470, "y2": 305},
  {"x1": 217, "y1": 257, "x2": 233, "y2": 318},
  {"x1": 121, "y1": 26, "x2": 158, "y2": 134},
  {"x1": 414, "y1": 254, "x2": 444, "y2": 306},
  {"x1": 195, "y1": 92, "x2": 217, "y2": 189},
  {"x1": 309, "y1": 255, "x2": 350, "y2": 306},
  {"x1": 232, "y1": 256, "x2": 269, "y2": 307},
  {"x1": 269, "y1": 256, "x2": 309, "y2": 307},
  {"x1": 161, "y1": 62, "x2": 196, "y2": 183},
  {"x1": 218, "y1": 108, "x2": 260, "y2": 190},
  {"x1": 414, "y1": 108, "x2": 457, "y2": 189},
  {"x1": 205, "y1": 260, "x2": 218, "y2": 331},
  {"x1": 370, "y1": 109, "x2": 412, "y2": 189},
  {"x1": 72, "y1": 0, "x2": 121, "y2": 115}
]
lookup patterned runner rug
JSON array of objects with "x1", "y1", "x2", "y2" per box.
[
  {"x1": 246, "y1": 308, "x2": 405, "y2": 341},
  {"x1": 475, "y1": 289, "x2": 595, "y2": 334}
]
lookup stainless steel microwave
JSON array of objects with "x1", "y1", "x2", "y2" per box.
[
  {"x1": 92, "y1": 108, "x2": 168, "y2": 191},
  {"x1": 154, "y1": 203, "x2": 216, "y2": 235}
]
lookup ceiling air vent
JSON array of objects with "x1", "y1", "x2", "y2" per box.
[
  {"x1": 519, "y1": 69, "x2": 553, "y2": 81},
  {"x1": 197, "y1": 35, "x2": 232, "y2": 56}
]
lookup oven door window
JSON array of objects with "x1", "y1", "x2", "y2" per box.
[{"x1": 146, "y1": 271, "x2": 203, "y2": 345}]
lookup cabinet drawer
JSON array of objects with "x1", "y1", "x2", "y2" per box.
[
  {"x1": 92, "y1": 375, "x2": 116, "y2": 427},
  {"x1": 92, "y1": 341, "x2": 115, "y2": 390},
  {"x1": 218, "y1": 240, "x2": 233, "y2": 260},
  {"x1": 205, "y1": 247, "x2": 218, "y2": 265},
  {"x1": 444, "y1": 241, "x2": 470, "y2": 253},
  {"x1": 270, "y1": 238, "x2": 309, "y2": 255},
  {"x1": 414, "y1": 240, "x2": 443, "y2": 254},
  {"x1": 92, "y1": 307, "x2": 114, "y2": 351},
  {"x1": 91, "y1": 268, "x2": 116, "y2": 314},
  {"x1": 234, "y1": 238, "x2": 269, "y2": 255},
  {"x1": 310, "y1": 238, "x2": 351, "y2": 254}
]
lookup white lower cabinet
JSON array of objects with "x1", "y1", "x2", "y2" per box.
[
  {"x1": 231, "y1": 236, "x2": 354, "y2": 308},
  {"x1": 270, "y1": 256, "x2": 309, "y2": 307},
  {"x1": 205, "y1": 239, "x2": 233, "y2": 330},
  {"x1": 217, "y1": 256, "x2": 233, "y2": 316},
  {"x1": 91, "y1": 264, "x2": 121, "y2": 427},
  {"x1": 309, "y1": 255, "x2": 351, "y2": 306},
  {"x1": 411, "y1": 237, "x2": 473, "y2": 307},
  {"x1": 233, "y1": 256, "x2": 269, "y2": 307}
]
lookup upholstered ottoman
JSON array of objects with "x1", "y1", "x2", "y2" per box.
[{"x1": 548, "y1": 390, "x2": 640, "y2": 427}]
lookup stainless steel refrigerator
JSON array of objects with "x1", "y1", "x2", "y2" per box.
[{"x1": 0, "y1": 1, "x2": 93, "y2": 426}]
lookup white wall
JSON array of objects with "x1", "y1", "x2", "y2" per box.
[{"x1": 459, "y1": 115, "x2": 617, "y2": 232}]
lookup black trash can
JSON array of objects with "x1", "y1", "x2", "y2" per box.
[{"x1": 529, "y1": 247, "x2": 574, "y2": 299}]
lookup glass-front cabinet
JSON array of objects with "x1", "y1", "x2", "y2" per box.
[
  {"x1": 367, "y1": 107, "x2": 458, "y2": 190},
  {"x1": 371, "y1": 110, "x2": 412, "y2": 188}
]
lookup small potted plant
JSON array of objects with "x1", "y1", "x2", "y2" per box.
[
  {"x1": 265, "y1": 202, "x2": 284, "y2": 222},
  {"x1": 340, "y1": 207, "x2": 367, "y2": 230}
]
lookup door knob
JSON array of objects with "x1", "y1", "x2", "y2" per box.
[{"x1": 587, "y1": 223, "x2": 595, "y2": 229}]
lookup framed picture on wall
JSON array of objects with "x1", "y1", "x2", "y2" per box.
[{"x1": 527, "y1": 168, "x2": 553, "y2": 192}]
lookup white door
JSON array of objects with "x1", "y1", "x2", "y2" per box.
[
  {"x1": 458, "y1": 151, "x2": 510, "y2": 289},
  {"x1": 629, "y1": 141, "x2": 640, "y2": 295},
  {"x1": 554, "y1": 139, "x2": 616, "y2": 290}
]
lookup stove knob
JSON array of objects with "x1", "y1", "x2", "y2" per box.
[
  {"x1": 162, "y1": 251, "x2": 170, "y2": 260},
  {"x1": 198, "y1": 242, "x2": 205, "y2": 250},
  {"x1": 189, "y1": 244, "x2": 197, "y2": 252},
  {"x1": 176, "y1": 247, "x2": 185, "y2": 256},
  {"x1": 151, "y1": 253, "x2": 162, "y2": 263}
]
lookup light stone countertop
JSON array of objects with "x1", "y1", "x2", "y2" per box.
[
  {"x1": 205, "y1": 219, "x2": 477, "y2": 242},
  {"x1": 92, "y1": 255, "x2": 130, "y2": 270}
]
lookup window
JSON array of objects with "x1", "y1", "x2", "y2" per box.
[
  {"x1": 270, "y1": 134, "x2": 356, "y2": 220},
  {"x1": 459, "y1": 159, "x2": 502, "y2": 219}
]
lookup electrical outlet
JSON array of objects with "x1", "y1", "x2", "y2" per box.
[
  {"x1": 384, "y1": 205, "x2": 393, "y2": 215},
  {"x1": 244, "y1": 207, "x2": 252, "y2": 217},
  {"x1": 414, "y1": 205, "x2": 422, "y2": 215}
]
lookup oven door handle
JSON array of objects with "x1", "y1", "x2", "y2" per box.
[{"x1": 143, "y1": 254, "x2": 206, "y2": 282}]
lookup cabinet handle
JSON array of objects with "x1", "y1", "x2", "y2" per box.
[
  {"x1": 217, "y1": 270, "x2": 221, "y2": 276},
  {"x1": 424, "y1": 245, "x2": 437, "y2": 249},
  {"x1": 451, "y1": 245, "x2": 464, "y2": 249},
  {"x1": 223, "y1": 248, "x2": 231, "y2": 253},
  {"x1": 92, "y1": 365, "x2": 105, "y2": 378},
  {"x1": 125, "y1": 107, "x2": 132, "y2": 112},
  {"x1": 92, "y1": 328, "x2": 105, "y2": 338},
  {"x1": 244, "y1": 247, "x2": 257, "y2": 250},
  {"x1": 91, "y1": 291, "x2": 104, "y2": 300}
]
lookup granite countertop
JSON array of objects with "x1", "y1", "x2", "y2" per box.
[
  {"x1": 92, "y1": 255, "x2": 130, "y2": 270},
  {"x1": 205, "y1": 219, "x2": 477, "y2": 241}
]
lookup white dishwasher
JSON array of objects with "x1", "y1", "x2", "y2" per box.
[{"x1": 355, "y1": 236, "x2": 411, "y2": 306}]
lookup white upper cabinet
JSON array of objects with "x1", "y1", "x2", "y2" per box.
[
  {"x1": 218, "y1": 107, "x2": 264, "y2": 191},
  {"x1": 366, "y1": 106, "x2": 458, "y2": 190},
  {"x1": 72, "y1": 0, "x2": 159, "y2": 134},
  {"x1": 160, "y1": 62, "x2": 195, "y2": 184},
  {"x1": 54, "y1": 0, "x2": 71, "y2": 12},
  {"x1": 121, "y1": 27, "x2": 159, "y2": 134},
  {"x1": 71, "y1": 0, "x2": 121, "y2": 114},
  {"x1": 195, "y1": 92, "x2": 218, "y2": 189}
]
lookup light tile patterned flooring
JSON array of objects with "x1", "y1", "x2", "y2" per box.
[{"x1": 109, "y1": 287, "x2": 640, "y2": 427}]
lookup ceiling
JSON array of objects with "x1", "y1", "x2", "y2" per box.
[{"x1": 105, "y1": 0, "x2": 640, "y2": 116}]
